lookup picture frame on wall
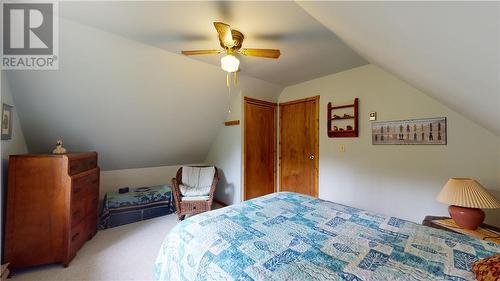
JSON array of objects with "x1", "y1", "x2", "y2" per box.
[
  {"x1": 2, "y1": 103, "x2": 13, "y2": 140},
  {"x1": 372, "y1": 117, "x2": 447, "y2": 145}
]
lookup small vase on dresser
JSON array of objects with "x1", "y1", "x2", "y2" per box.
[{"x1": 4, "y1": 152, "x2": 99, "y2": 270}]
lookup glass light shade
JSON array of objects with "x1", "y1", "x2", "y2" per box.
[{"x1": 220, "y1": 54, "x2": 239, "y2": 73}]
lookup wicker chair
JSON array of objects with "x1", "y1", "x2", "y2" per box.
[{"x1": 171, "y1": 166, "x2": 219, "y2": 220}]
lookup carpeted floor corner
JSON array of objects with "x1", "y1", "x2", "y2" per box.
[{"x1": 11, "y1": 214, "x2": 179, "y2": 281}]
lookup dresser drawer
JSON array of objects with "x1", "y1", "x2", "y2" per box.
[
  {"x1": 68, "y1": 153, "x2": 97, "y2": 175},
  {"x1": 71, "y1": 169, "x2": 99, "y2": 203},
  {"x1": 86, "y1": 211, "x2": 98, "y2": 238},
  {"x1": 69, "y1": 222, "x2": 87, "y2": 256},
  {"x1": 71, "y1": 200, "x2": 86, "y2": 228},
  {"x1": 87, "y1": 196, "x2": 99, "y2": 215},
  {"x1": 72, "y1": 195, "x2": 99, "y2": 227}
]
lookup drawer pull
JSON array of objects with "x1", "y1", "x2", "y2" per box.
[{"x1": 72, "y1": 232, "x2": 80, "y2": 241}]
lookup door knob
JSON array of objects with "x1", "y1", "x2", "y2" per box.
[{"x1": 309, "y1": 155, "x2": 315, "y2": 160}]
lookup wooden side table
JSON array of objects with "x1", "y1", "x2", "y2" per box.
[{"x1": 423, "y1": 216, "x2": 500, "y2": 243}]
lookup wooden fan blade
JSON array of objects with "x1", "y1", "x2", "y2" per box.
[
  {"x1": 240, "y1": 48, "x2": 280, "y2": 58},
  {"x1": 213, "y1": 22, "x2": 234, "y2": 48},
  {"x1": 181, "y1": 50, "x2": 221, "y2": 56}
]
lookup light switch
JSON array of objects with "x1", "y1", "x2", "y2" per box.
[{"x1": 339, "y1": 144, "x2": 346, "y2": 152}]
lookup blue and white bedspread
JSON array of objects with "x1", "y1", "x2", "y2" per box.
[{"x1": 154, "y1": 192, "x2": 499, "y2": 281}]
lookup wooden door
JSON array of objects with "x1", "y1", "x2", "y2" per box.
[
  {"x1": 244, "y1": 97, "x2": 277, "y2": 200},
  {"x1": 279, "y1": 96, "x2": 319, "y2": 197}
]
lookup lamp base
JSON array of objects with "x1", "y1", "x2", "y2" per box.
[{"x1": 448, "y1": 205, "x2": 485, "y2": 230}]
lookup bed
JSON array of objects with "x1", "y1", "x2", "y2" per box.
[{"x1": 154, "y1": 192, "x2": 499, "y2": 280}]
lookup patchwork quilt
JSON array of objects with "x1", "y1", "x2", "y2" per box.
[{"x1": 154, "y1": 192, "x2": 499, "y2": 281}]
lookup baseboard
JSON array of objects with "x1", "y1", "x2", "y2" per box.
[{"x1": 213, "y1": 199, "x2": 228, "y2": 207}]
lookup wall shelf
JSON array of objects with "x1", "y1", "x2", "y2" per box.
[
  {"x1": 330, "y1": 116, "x2": 355, "y2": 120},
  {"x1": 327, "y1": 98, "x2": 359, "y2": 138},
  {"x1": 224, "y1": 120, "x2": 240, "y2": 126}
]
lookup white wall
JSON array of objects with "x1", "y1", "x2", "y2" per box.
[
  {"x1": 204, "y1": 91, "x2": 243, "y2": 205},
  {"x1": 0, "y1": 74, "x2": 28, "y2": 161},
  {"x1": 100, "y1": 83, "x2": 282, "y2": 205},
  {"x1": 99, "y1": 164, "x2": 188, "y2": 199},
  {"x1": 279, "y1": 64, "x2": 500, "y2": 227},
  {"x1": 204, "y1": 125, "x2": 242, "y2": 205},
  {"x1": 1, "y1": 72, "x2": 29, "y2": 259}
]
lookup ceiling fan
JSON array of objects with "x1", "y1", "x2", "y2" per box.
[{"x1": 182, "y1": 22, "x2": 280, "y2": 73}]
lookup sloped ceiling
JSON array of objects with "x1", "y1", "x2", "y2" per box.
[
  {"x1": 59, "y1": 1, "x2": 367, "y2": 86},
  {"x1": 7, "y1": 18, "x2": 282, "y2": 170},
  {"x1": 8, "y1": 1, "x2": 498, "y2": 172},
  {"x1": 6, "y1": 1, "x2": 369, "y2": 171},
  {"x1": 297, "y1": 1, "x2": 500, "y2": 135}
]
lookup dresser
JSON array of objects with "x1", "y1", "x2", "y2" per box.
[{"x1": 4, "y1": 152, "x2": 99, "y2": 269}]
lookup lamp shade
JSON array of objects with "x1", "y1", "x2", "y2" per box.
[{"x1": 436, "y1": 178, "x2": 500, "y2": 209}]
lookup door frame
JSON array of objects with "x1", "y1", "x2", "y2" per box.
[
  {"x1": 279, "y1": 96, "x2": 320, "y2": 197},
  {"x1": 243, "y1": 96, "x2": 277, "y2": 201}
]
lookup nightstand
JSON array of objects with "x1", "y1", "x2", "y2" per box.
[{"x1": 423, "y1": 216, "x2": 500, "y2": 243}]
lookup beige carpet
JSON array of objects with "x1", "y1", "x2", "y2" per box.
[{"x1": 11, "y1": 214, "x2": 179, "y2": 281}]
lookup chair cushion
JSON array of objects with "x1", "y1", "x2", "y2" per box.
[
  {"x1": 180, "y1": 166, "x2": 215, "y2": 197},
  {"x1": 181, "y1": 195, "x2": 210, "y2": 201},
  {"x1": 180, "y1": 184, "x2": 211, "y2": 197},
  {"x1": 182, "y1": 166, "x2": 215, "y2": 188}
]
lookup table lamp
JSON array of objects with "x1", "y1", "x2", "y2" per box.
[{"x1": 436, "y1": 178, "x2": 500, "y2": 230}]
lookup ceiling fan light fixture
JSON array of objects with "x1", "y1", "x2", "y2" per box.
[{"x1": 221, "y1": 54, "x2": 240, "y2": 73}]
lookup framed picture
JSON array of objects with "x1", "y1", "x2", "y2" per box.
[
  {"x1": 2, "y1": 104, "x2": 13, "y2": 140},
  {"x1": 372, "y1": 117, "x2": 447, "y2": 145}
]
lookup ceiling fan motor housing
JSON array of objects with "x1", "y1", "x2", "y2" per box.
[{"x1": 219, "y1": 29, "x2": 244, "y2": 50}]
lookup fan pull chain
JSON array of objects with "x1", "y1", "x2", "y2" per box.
[
  {"x1": 227, "y1": 73, "x2": 232, "y2": 113},
  {"x1": 225, "y1": 72, "x2": 240, "y2": 113}
]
